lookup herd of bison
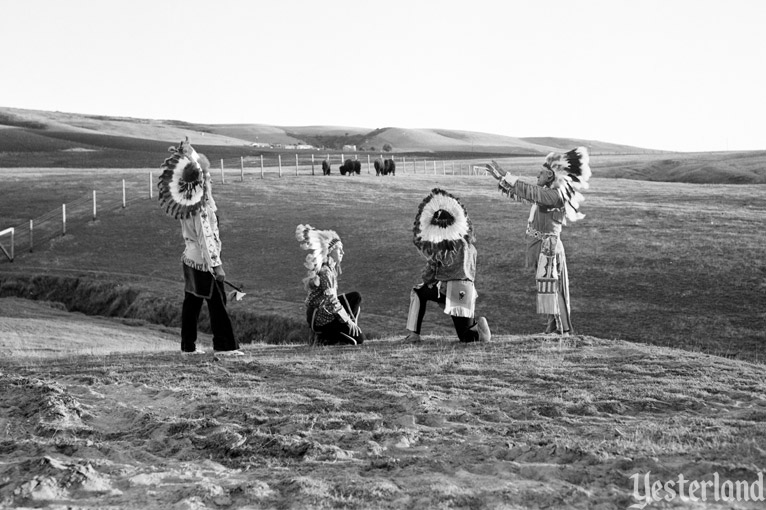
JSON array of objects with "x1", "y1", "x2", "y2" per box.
[{"x1": 322, "y1": 157, "x2": 396, "y2": 176}]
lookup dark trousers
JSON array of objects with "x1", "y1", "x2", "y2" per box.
[
  {"x1": 309, "y1": 291, "x2": 365, "y2": 346},
  {"x1": 408, "y1": 284, "x2": 479, "y2": 342},
  {"x1": 181, "y1": 281, "x2": 239, "y2": 352}
]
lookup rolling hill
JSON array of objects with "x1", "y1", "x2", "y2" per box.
[
  {"x1": 0, "y1": 106, "x2": 653, "y2": 163},
  {"x1": 2, "y1": 106, "x2": 764, "y2": 184}
]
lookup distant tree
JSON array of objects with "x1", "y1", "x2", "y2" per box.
[
  {"x1": 369, "y1": 146, "x2": 376, "y2": 151},
  {"x1": 383, "y1": 143, "x2": 393, "y2": 152}
]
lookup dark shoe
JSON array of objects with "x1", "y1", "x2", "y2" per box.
[{"x1": 403, "y1": 332, "x2": 422, "y2": 343}]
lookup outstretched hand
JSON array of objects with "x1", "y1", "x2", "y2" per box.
[{"x1": 484, "y1": 160, "x2": 507, "y2": 181}]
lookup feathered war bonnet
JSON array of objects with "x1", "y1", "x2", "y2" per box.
[
  {"x1": 413, "y1": 188, "x2": 474, "y2": 262},
  {"x1": 295, "y1": 224, "x2": 343, "y2": 289},
  {"x1": 543, "y1": 146, "x2": 592, "y2": 222},
  {"x1": 157, "y1": 137, "x2": 215, "y2": 219}
]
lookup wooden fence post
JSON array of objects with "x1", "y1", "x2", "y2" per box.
[
  {"x1": 295, "y1": 154, "x2": 299, "y2": 176},
  {"x1": 311, "y1": 154, "x2": 315, "y2": 175},
  {"x1": 278, "y1": 155, "x2": 282, "y2": 177},
  {"x1": 29, "y1": 220, "x2": 33, "y2": 253},
  {"x1": 92, "y1": 190, "x2": 97, "y2": 221},
  {"x1": 260, "y1": 155, "x2": 264, "y2": 179},
  {"x1": 149, "y1": 171, "x2": 153, "y2": 199},
  {"x1": 241, "y1": 157, "x2": 244, "y2": 181},
  {"x1": 220, "y1": 159, "x2": 225, "y2": 184},
  {"x1": 122, "y1": 179, "x2": 126, "y2": 208},
  {"x1": 62, "y1": 204, "x2": 66, "y2": 236}
]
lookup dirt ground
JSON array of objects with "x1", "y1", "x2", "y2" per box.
[{"x1": 1, "y1": 297, "x2": 765, "y2": 509}]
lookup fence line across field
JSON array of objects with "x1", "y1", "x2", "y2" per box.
[
  {"x1": 2, "y1": 178, "x2": 145, "y2": 260},
  {"x1": 0, "y1": 155, "x2": 490, "y2": 262},
  {"x1": 216, "y1": 153, "x2": 490, "y2": 180}
]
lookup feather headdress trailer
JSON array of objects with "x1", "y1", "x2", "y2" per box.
[
  {"x1": 295, "y1": 224, "x2": 342, "y2": 289},
  {"x1": 413, "y1": 188, "x2": 474, "y2": 261},
  {"x1": 546, "y1": 146, "x2": 592, "y2": 223},
  {"x1": 157, "y1": 137, "x2": 213, "y2": 219}
]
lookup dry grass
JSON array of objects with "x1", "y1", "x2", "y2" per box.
[{"x1": 0, "y1": 300, "x2": 764, "y2": 508}]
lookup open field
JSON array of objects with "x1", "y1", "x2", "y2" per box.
[
  {"x1": 1, "y1": 297, "x2": 765, "y2": 509},
  {"x1": 0, "y1": 155, "x2": 765, "y2": 509},
  {"x1": 0, "y1": 156, "x2": 765, "y2": 361}
]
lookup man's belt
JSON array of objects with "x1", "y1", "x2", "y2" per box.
[{"x1": 525, "y1": 226, "x2": 559, "y2": 241}]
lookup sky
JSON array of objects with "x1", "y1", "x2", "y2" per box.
[{"x1": 1, "y1": 0, "x2": 764, "y2": 152}]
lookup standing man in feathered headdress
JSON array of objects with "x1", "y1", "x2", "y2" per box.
[
  {"x1": 157, "y1": 138, "x2": 243, "y2": 356},
  {"x1": 485, "y1": 147, "x2": 592, "y2": 336},
  {"x1": 296, "y1": 224, "x2": 364, "y2": 346},
  {"x1": 404, "y1": 188, "x2": 491, "y2": 343}
]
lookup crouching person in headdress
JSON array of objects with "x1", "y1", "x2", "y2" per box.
[
  {"x1": 485, "y1": 147, "x2": 592, "y2": 336},
  {"x1": 404, "y1": 188, "x2": 491, "y2": 343},
  {"x1": 157, "y1": 138, "x2": 242, "y2": 356},
  {"x1": 296, "y1": 224, "x2": 365, "y2": 346}
]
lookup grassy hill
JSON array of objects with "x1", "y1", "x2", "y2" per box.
[
  {"x1": 0, "y1": 106, "x2": 660, "y2": 166},
  {"x1": 1, "y1": 296, "x2": 765, "y2": 509},
  {"x1": 3, "y1": 106, "x2": 764, "y2": 184}
]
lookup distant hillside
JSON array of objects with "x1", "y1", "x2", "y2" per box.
[
  {"x1": 3, "y1": 107, "x2": 764, "y2": 183},
  {"x1": 0, "y1": 106, "x2": 655, "y2": 165},
  {"x1": 597, "y1": 151, "x2": 766, "y2": 184}
]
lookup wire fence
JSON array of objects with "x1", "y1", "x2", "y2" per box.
[
  {"x1": 1, "y1": 179, "x2": 148, "y2": 261},
  {"x1": 215, "y1": 153, "x2": 491, "y2": 180},
  {"x1": 0, "y1": 153, "x2": 492, "y2": 262}
]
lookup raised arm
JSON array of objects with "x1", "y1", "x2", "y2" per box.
[
  {"x1": 507, "y1": 179, "x2": 565, "y2": 208},
  {"x1": 486, "y1": 160, "x2": 564, "y2": 208}
]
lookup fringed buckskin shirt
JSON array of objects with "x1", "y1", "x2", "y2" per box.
[
  {"x1": 499, "y1": 178, "x2": 566, "y2": 268},
  {"x1": 420, "y1": 240, "x2": 477, "y2": 285},
  {"x1": 181, "y1": 205, "x2": 222, "y2": 272},
  {"x1": 305, "y1": 264, "x2": 350, "y2": 327}
]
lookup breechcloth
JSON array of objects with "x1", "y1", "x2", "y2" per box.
[
  {"x1": 407, "y1": 283, "x2": 479, "y2": 343},
  {"x1": 535, "y1": 237, "x2": 572, "y2": 333},
  {"x1": 307, "y1": 291, "x2": 365, "y2": 345}
]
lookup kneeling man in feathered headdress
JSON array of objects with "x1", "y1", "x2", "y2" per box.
[{"x1": 404, "y1": 188, "x2": 491, "y2": 343}]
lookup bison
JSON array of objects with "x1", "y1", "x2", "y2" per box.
[
  {"x1": 321, "y1": 159, "x2": 331, "y2": 175},
  {"x1": 339, "y1": 159, "x2": 361, "y2": 175},
  {"x1": 374, "y1": 158, "x2": 396, "y2": 176}
]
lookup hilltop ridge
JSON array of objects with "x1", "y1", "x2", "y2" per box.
[{"x1": 0, "y1": 106, "x2": 656, "y2": 156}]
